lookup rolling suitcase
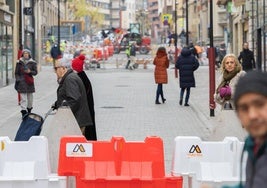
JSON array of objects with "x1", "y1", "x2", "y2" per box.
[{"x1": 14, "y1": 108, "x2": 53, "y2": 141}]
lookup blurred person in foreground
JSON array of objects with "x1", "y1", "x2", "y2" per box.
[
  {"x1": 72, "y1": 52, "x2": 97, "y2": 140},
  {"x1": 153, "y1": 47, "x2": 169, "y2": 104},
  {"x1": 229, "y1": 71, "x2": 267, "y2": 188},
  {"x1": 52, "y1": 58, "x2": 93, "y2": 136}
]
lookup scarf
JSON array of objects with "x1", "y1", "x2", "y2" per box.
[{"x1": 216, "y1": 67, "x2": 240, "y2": 94}]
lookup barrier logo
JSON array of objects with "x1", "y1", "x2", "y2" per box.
[
  {"x1": 66, "y1": 143, "x2": 93, "y2": 157},
  {"x1": 0, "y1": 141, "x2": 4, "y2": 151},
  {"x1": 188, "y1": 145, "x2": 202, "y2": 157},
  {"x1": 73, "y1": 144, "x2": 85, "y2": 152}
]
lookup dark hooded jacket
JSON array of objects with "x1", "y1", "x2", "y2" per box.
[
  {"x1": 175, "y1": 47, "x2": 199, "y2": 88},
  {"x1": 56, "y1": 69, "x2": 93, "y2": 128},
  {"x1": 153, "y1": 49, "x2": 169, "y2": 84}
]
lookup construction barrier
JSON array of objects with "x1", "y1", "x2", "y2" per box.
[
  {"x1": 0, "y1": 136, "x2": 66, "y2": 188},
  {"x1": 171, "y1": 136, "x2": 245, "y2": 188},
  {"x1": 58, "y1": 136, "x2": 183, "y2": 188},
  {"x1": 115, "y1": 57, "x2": 152, "y2": 69}
]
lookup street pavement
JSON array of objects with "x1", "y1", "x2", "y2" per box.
[{"x1": 0, "y1": 55, "x2": 247, "y2": 174}]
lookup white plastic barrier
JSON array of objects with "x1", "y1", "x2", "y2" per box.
[
  {"x1": 0, "y1": 136, "x2": 66, "y2": 188},
  {"x1": 171, "y1": 136, "x2": 245, "y2": 188}
]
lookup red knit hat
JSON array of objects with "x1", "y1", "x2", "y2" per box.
[{"x1": 72, "y1": 54, "x2": 85, "y2": 72}]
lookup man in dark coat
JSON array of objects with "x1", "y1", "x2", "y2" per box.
[
  {"x1": 238, "y1": 42, "x2": 255, "y2": 72},
  {"x1": 15, "y1": 49, "x2": 38, "y2": 118},
  {"x1": 175, "y1": 47, "x2": 199, "y2": 106},
  {"x1": 53, "y1": 58, "x2": 93, "y2": 135}
]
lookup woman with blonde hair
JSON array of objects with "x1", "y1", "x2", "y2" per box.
[{"x1": 214, "y1": 53, "x2": 245, "y2": 110}]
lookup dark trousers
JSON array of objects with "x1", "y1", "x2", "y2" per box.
[
  {"x1": 156, "y1": 84, "x2": 164, "y2": 102},
  {"x1": 125, "y1": 59, "x2": 131, "y2": 69},
  {"x1": 180, "y1": 87, "x2": 190, "y2": 104}
]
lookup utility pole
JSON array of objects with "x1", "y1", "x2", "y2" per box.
[
  {"x1": 185, "y1": 0, "x2": 189, "y2": 45},
  {"x1": 208, "y1": 0, "x2": 215, "y2": 117},
  {"x1": 174, "y1": 1, "x2": 178, "y2": 78},
  {"x1": 58, "y1": 0, "x2": 60, "y2": 48}
]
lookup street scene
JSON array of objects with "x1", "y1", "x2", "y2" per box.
[{"x1": 0, "y1": 0, "x2": 266, "y2": 188}]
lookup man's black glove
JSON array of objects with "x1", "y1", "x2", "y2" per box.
[{"x1": 51, "y1": 102, "x2": 58, "y2": 110}]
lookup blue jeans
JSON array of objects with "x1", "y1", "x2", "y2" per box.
[
  {"x1": 180, "y1": 87, "x2": 190, "y2": 104},
  {"x1": 156, "y1": 84, "x2": 164, "y2": 102}
]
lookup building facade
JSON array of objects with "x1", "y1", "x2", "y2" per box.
[
  {"x1": 0, "y1": 0, "x2": 14, "y2": 87},
  {"x1": 147, "y1": 0, "x2": 160, "y2": 42}
]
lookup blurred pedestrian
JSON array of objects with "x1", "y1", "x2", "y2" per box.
[
  {"x1": 238, "y1": 42, "x2": 256, "y2": 72},
  {"x1": 218, "y1": 43, "x2": 226, "y2": 65},
  {"x1": 233, "y1": 71, "x2": 267, "y2": 188},
  {"x1": 15, "y1": 49, "x2": 38, "y2": 118},
  {"x1": 153, "y1": 47, "x2": 169, "y2": 104},
  {"x1": 72, "y1": 53, "x2": 97, "y2": 140},
  {"x1": 125, "y1": 44, "x2": 131, "y2": 69},
  {"x1": 128, "y1": 42, "x2": 137, "y2": 70},
  {"x1": 50, "y1": 44, "x2": 62, "y2": 67},
  {"x1": 214, "y1": 54, "x2": 245, "y2": 110},
  {"x1": 52, "y1": 58, "x2": 93, "y2": 136},
  {"x1": 175, "y1": 46, "x2": 199, "y2": 106},
  {"x1": 17, "y1": 44, "x2": 23, "y2": 105},
  {"x1": 188, "y1": 42, "x2": 199, "y2": 58}
]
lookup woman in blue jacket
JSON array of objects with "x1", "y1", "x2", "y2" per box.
[{"x1": 175, "y1": 47, "x2": 199, "y2": 106}]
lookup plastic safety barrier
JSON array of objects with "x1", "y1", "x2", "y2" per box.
[
  {"x1": 171, "y1": 136, "x2": 245, "y2": 188},
  {"x1": 58, "y1": 136, "x2": 183, "y2": 188},
  {"x1": 0, "y1": 136, "x2": 66, "y2": 188}
]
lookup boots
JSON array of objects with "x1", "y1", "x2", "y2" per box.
[
  {"x1": 27, "y1": 107, "x2": 32, "y2": 113},
  {"x1": 155, "y1": 91, "x2": 161, "y2": 104},
  {"x1": 21, "y1": 110, "x2": 28, "y2": 119},
  {"x1": 161, "y1": 94, "x2": 166, "y2": 103}
]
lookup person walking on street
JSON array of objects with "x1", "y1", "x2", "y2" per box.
[
  {"x1": 233, "y1": 71, "x2": 267, "y2": 188},
  {"x1": 14, "y1": 49, "x2": 38, "y2": 118},
  {"x1": 125, "y1": 44, "x2": 131, "y2": 69},
  {"x1": 72, "y1": 53, "x2": 97, "y2": 140},
  {"x1": 128, "y1": 42, "x2": 137, "y2": 70},
  {"x1": 153, "y1": 47, "x2": 169, "y2": 104},
  {"x1": 238, "y1": 42, "x2": 256, "y2": 72},
  {"x1": 50, "y1": 44, "x2": 62, "y2": 67},
  {"x1": 52, "y1": 58, "x2": 93, "y2": 136},
  {"x1": 175, "y1": 46, "x2": 199, "y2": 106},
  {"x1": 214, "y1": 54, "x2": 246, "y2": 110}
]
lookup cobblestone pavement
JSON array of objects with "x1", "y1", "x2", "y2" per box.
[{"x1": 0, "y1": 59, "x2": 247, "y2": 173}]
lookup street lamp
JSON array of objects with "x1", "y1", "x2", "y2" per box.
[
  {"x1": 58, "y1": 0, "x2": 60, "y2": 48},
  {"x1": 185, "y1": 0, "x2": 189, "y2": 45},
  {"x1": 174, "y1": 1, "x2": 178, "y2": 78}
]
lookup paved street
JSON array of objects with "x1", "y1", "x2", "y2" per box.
[{"x1": 0, "y1": 55, "x2": 247, "y2": 173}]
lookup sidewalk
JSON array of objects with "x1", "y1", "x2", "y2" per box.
[{"x1": 0, "y1": 61, "x2": 247, "y2": 173}]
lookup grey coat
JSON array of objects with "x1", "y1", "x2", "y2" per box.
[
  {"x1": 56, "y1": 69, "x2": 93, "y2": 128},
  {"x1": 15, "y1": 57, "x2": 38, "y2": 93}
]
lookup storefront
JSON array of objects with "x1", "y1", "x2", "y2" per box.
[{"x1": 0, "y1": 9, "x2": 13, "y2": 87}]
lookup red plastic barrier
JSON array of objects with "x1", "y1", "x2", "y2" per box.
[
  {"x1": 58, "y1": 136, "x2": 183, "y2": 188},
  {"x1": 108, "y1": 45, "x2": 114, "y2": 56}
]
